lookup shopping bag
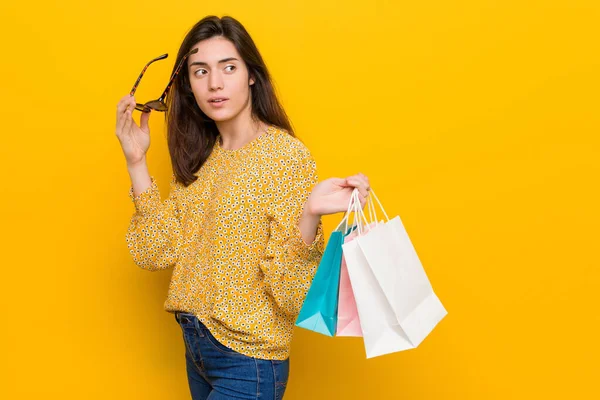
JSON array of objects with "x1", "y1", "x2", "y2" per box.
[
  {"x1": 294, "y1": 230, "x2": 343, "y2": 336},
  {"x1": 295, "y1": 194, "x2": 357, "y2": 336},
  {"x1": 336, "y1": 221, "x2": 377, "y2": 337},
  {"x1": 342, "y1": 189, "x2": 447, "y2": 358},
  {"x1": 359, "y1": 189, "x2": 447, "y2": 348}
]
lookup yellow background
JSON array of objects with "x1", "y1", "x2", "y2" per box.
[{"x1": 1, "y1": 0, "x2": 598, "y2": 398}]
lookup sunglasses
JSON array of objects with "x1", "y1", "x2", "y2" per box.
[{"x1": 129, "y1": 47, "x2": 199, "y2": 112}]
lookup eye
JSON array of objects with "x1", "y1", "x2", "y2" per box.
[
  {"x1": 225, "y1": 65, "x2": 236, "y2": 72},
  {"x1": 194, "y1": 69, "x2": 207, "y2": 76}
]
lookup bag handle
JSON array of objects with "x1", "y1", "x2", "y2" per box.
[
  {"x1": 334, "y1": 188, "x2": 360, "y2": 232},
  {"x1": 351, "y1": 188, "x2": 370, "y2": 236},
  {"x1": 367, "y1": 188, "x2": 376, "y2": 224},
  {"x1": 333, "y1": 188, "x2": 378, "y2": 234},
  {"x1": 364, "y1": 188, "x2": 390, "y2": 226}
]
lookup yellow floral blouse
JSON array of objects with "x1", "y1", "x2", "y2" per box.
[{"x1": 126, "y1": 125, "x2": 325, "y2": 360}]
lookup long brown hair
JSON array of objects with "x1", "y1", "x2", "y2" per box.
[{"x1": 165, "y1": 15, "x2": 295, "y2": 187}]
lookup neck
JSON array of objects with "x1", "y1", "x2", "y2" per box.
[{"x1": 215, "y1": 107, "x2": 268, "y2": 150}]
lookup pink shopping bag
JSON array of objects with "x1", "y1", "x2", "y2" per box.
[{"x1": 336, "y1": 221, "x2": 378, "y2": 337}]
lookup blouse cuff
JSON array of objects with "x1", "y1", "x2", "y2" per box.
[
  {"x1": 128, "y1": 176, "x2": 160, "y2": 214},
  {"x1": 288, "y1": 219, "x2": 325, "y2": 261}
]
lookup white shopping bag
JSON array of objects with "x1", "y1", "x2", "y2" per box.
[{"x1": 342, "y1": 189, "x2": 447, "y2": 358}]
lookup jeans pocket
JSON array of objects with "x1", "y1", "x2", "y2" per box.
[
  {"x1": 180, "y1": 326, "x2": 202, "y2": 366},
  {"x1": 204, "y1": 328, "x2": 246, "y2": 357}
]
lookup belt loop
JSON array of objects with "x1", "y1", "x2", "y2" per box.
[{"x1": 194, "y1": 316, "x2": 205, "y2": 337}]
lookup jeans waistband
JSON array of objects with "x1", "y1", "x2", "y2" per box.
[{"x1": 174, "y1": 312, "x2": 207, "y2": 332}]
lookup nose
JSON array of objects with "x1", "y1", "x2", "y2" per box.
[{"x1": 209, "y1": 71, "x2": 224, "y2": 91}]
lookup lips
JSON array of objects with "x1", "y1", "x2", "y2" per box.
[
  {"x1": 208, "y1": 97, "x2": 229, "y2": 103},
  {"x1": 208, "y1": 98, "x2": 229, "y2": 108}
]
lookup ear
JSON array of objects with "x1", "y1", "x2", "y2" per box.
[{"x1": 249, "y1": 74, "x2": 255, "y2": 86}]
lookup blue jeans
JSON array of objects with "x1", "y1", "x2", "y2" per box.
[{"x1": 175, "y1": 312, "x2": 290, "y2": 400}]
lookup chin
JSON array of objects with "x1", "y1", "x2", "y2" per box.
[
  {"x1": 207, "y1": 114, "x2": 235, "y2": 122},
  {"x1": 204, "y1": 110, "x2": 239, "y2": 122}
]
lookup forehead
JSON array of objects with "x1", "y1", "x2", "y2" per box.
[{"x1": 188, "y1": 37, "x2": 241, "y2": 65}]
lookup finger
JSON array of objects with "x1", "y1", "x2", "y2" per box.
[
  {"x1": 356, "y1": 175, "x2": 371, "y2": 194},
  {"x1": 358, "y1": 172, "x2": 371, "y2": 190},
  {"x1": 123, "y1": 106, "x2": 133, "y2": 135},
  {"x1": 339, "y1": 177, "x2": 355, "y2": 188},
  {"x1": 116, "y1": 97, "x2": 136, "y2": 131},
  {"x1": 354, "y1": 191, "x2": 367, "y2": 209},
  {"x1": 346, "y1": 177, "x2": 369, "y2": 197},
  {"x1": 115, "y1": 104, "x2": 130, "y2": 137},
  {"x1": 345, "y1": 177, "x2": 363, "y2": 192},
  {"x1": 355, "y1": 173, "x2": 370, "y2": 187},
  {"x1": 357, "y1": 194, "x2": 367, "y2": 209},
  {"x1": 140, "y1": 108, "x2": 151, "y2": 132},
  {"x1": 116, "y1": 95, "x2": 135, "y2": 119}
]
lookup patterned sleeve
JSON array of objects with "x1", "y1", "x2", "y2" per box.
[
  {"x1": 125, "y1": 174, "x2": 183, "y2": 271},
  {"x1": 260, "y1": 147, "x2": 326, "y2": 315}
]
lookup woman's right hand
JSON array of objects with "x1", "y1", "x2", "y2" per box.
[{"x1": 115, "y1": 95, "x2": 151, "y2": 166}]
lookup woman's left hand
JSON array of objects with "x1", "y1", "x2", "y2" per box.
[{"x1": 305, "y1": 173, "x2": 371, "y2": 217}]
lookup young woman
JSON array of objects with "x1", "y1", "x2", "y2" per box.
[{"x1": 115, "y1": 15, "x2": 370, "y2": 400}]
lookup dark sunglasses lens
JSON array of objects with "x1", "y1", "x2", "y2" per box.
[
  {"x1": 134, "y1": 103, "x2": 155, "y2": 113},
  {"x1": 145, "y1": 100, "x2": 167, "y2": 112}
]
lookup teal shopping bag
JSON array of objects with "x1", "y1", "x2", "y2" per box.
[
  {"x1": 295, "y1": 220, "x2": 357, "y2": 336},
  {"x1": 295, "y1": 230, "x2": 345, "y2": 336}
]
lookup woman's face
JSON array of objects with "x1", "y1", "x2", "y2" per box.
[{"x1": 187, "y1": 36, "x2": 254, "y2": 122}]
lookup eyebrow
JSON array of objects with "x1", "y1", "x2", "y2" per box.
[{"x1": 189, "y1": 57, "x2": 239, "y2": 67}]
